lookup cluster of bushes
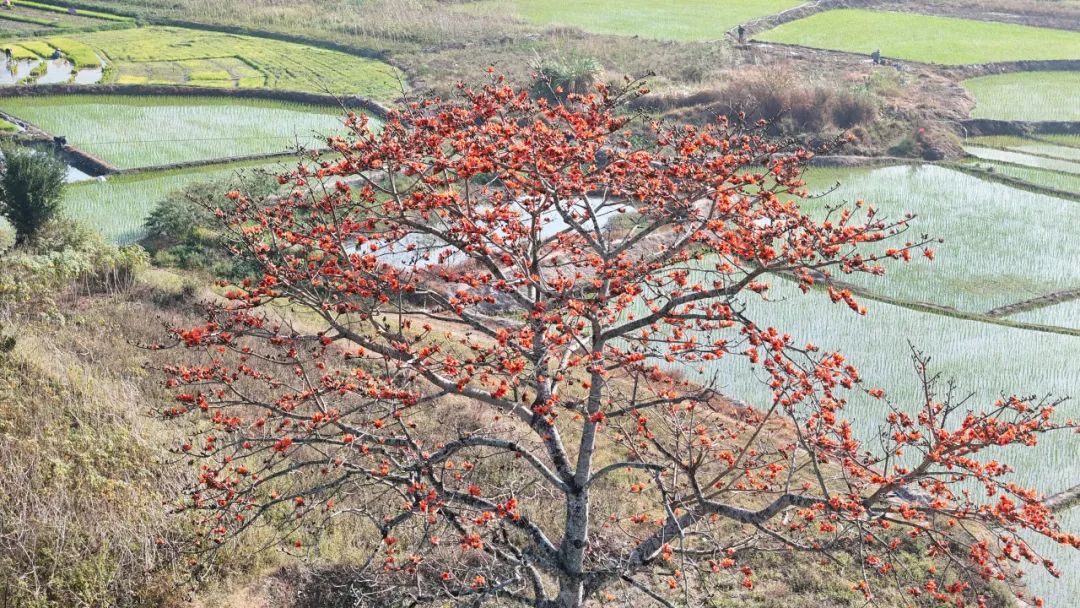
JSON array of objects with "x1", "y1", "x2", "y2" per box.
[
  {"x1": 630, "y1": 68, "x2": 879, "y2": 139},
  {"x1": 0, "y1": 218, "x2": 149, "y2": 319},
  {"x1": 140, "y1": 174, "x2": 277, "y2": 279}
]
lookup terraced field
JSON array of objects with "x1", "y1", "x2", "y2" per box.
[
  {"x1": 962, "y1": 159, "x2": 1080, "y2": 196},
  {"x1": 1042, "y1": 134, "x2": 1080, "y2": 148},
  {"x1": 2, "y1": 26, "x2": 404, "y2": 98},
  {"x1": 0, "y1": 95, "x2": 354, "y2": 169},
  {"x1": 756, "y1": 9, "x2": 1080, "y2": 64},
  {"x1": 658, "y1": 277, "x2": 1080, "y2": 602},
  {"x1": 458, "y1": 0, "x2": 801, "y2": 41},
  {"x1": 964, "y1": 72, "x2": 1080, "y2": 122},
  {"x1": 1005, "y1": 298, "x2": 1080, "y2": 330},
  {"x1": 0, "y1": 36, "x2": 102, "y2": 67},
  {"x1": 63, "y1": 158, "x2": 291, "y2": 243},
  {"x1": 964, "y1": 145, "x2": 1080, "y2": 174},
  {"x1": 0, "y1": 1, "x2": 131, "y2": 34},
  {"x1": 966, "y1": 136, "x2": 1080, "y2": 163},
  {"x1": 798, "y1": 165, "x2": 1080, "y2": 312}
]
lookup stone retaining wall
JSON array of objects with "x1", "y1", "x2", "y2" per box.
[{"x1": 958, "y1": 119, "x2": 1080, "y2": 137}]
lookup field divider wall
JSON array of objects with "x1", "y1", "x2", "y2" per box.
[
  {"x1": 112, "y1": 148, "x2": 319, "y2": 176},
  {"x1": 958, "y1": 119, "x2": 1080, "y2": 138},
  {"x1": 984, "y1": 287, "x2": 1080, "y2": 319}
]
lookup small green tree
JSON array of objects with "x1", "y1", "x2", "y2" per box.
[{"x1": 0, "y1": 145, "x2": 67, "y2": 244}]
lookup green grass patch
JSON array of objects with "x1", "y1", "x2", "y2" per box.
[
  {"x1": 0, "y1": 94, "x2": 362, "y2": 169},
  {"x1": 0, "y1": 117, "x2": 18, "y2": 131},
  {"x1": 963, "y1": 71, "x2": 1080, "y2": 122},
  {"x1": 58, "y1": 26, "x2": 402, "y2": 98},
  {"x1": 1015, "y1": 143, "x2": 1080, "y2": 162},
  {"x1": 63, "y1": 158, "x2": 293, "y2": 243},
  {"x1": 756, "y1": 9, "x2": 1080, "y2": 64},
  {"x1": 458, "y1": 0, "x2": 802, "y2": 41},
  {"x1": 967, "y1": 136, "x2": 1080, "y2": 163}
]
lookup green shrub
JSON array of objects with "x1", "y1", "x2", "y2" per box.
[
  {"x1": 141, "y1": 174, "x2": 276, "y2": 278},
  {"x1": 0, "y1": 218, "x2": 148, "y2": 317},
  {"x1": 888, "y1": 135, "x2": 916, "y2": 157},
  {"x1": 0, "y1": 145, "x2": 67, "y2": 244},
  {"x1": 530, "y1": 53, "x2": 603, "y2": 102}
]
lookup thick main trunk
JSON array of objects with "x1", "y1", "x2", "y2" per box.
[
  {"x1": 553, "y1": 574, "x2": 585, "y2": 608},
  {"x1": 554, "y1": 490, "x2": 589, "y2": 608}
]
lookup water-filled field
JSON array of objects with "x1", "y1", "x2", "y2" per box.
[
  {"x1": 1006, "y1": 298, "x2": 1080, "y2": 330},
  {"x1": 63, "y1": 159, "x2": 291, "y2": 243},
  {"x1": 756, "y1": 10, "x2": 1080, "y2": 64},
  {"x1": 458, "y1": 0, "x2": 801, "y2": 41},
  {"x1": 0, "y1": 95, "x2": 354, "y2": 169},
  {"x1": 800, "y1": 164, "x2": 1080, "y2": 312},
  {"x1": 962, "y1": 159, "x2": 1080, "y2": 195},
  {"x1": 3, "y1": 26, "x2": 403, "y2": 98},
  {"x1": 964, "y1": 72, "x2": 1080, "y2": 121},
  {"x1": 967, "y1": 136, "x2": 1080, "y2": 161},
  {"x1": 637, "y1": 275, "x2": 1079, "y2": 603},
  {"x1": 964, "y1": 146, "x2": 1080, "y2": 175}
]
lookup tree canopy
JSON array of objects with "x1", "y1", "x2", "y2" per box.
[{"x1": 158, "y1": 76, "x2": 1078, "y2": 608}]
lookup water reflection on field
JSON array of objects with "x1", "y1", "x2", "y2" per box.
[{"x1": 0, "y1": 57, "x2": 103, "y2": 85}]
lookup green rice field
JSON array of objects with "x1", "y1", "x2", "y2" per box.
[
  {"x1": 0, "y1": 1, "x2": 129, "y2": 33},
  {"x1": 2, "y1": 26, "x2": 403, "y2": 98},
  {"x1": 0, "y1": 36, "x2": 102, "y2": 67},
  {"x1": 962, "y1": 159, "x2": 1080, "y2": 195},
  {"x1": 966, "y1": 136, "x2": 1080, "y2": 163},
  {"x1": 1041, "y1": 134, "x2": 1080, "y2": 149},
  {"x1": 645, "y1": 277, "x2": 1080, "y2": 603},
  {"x1": 798, "y1": 165, "x2": 1080, "y2": 312},
  {"x1": 0, "y1": 95, "x2": 354, "y2": 169},
  {"x1": 755, "y1": 10, "x2": 1080, "y2": 64},
  {"x1": 1005, "y1": 298, "x2": 1080, "y2": 330},
  {"x1": 458, "y1": 0, "x2": 802, "y2": 41},
  {"x1": 964, "y1": 72, "x2": 1080, "y2": 122},
  {"x1": 965, "y1": 145, "x2": 1080, "y2": 174},
  {"x1": 63, "y1": 159, "x2": 292, "y2": 243}
]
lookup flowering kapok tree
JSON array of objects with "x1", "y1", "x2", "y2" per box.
[{"x1": 159, "y1": 75, "x2": 1078, "y2": 608}]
